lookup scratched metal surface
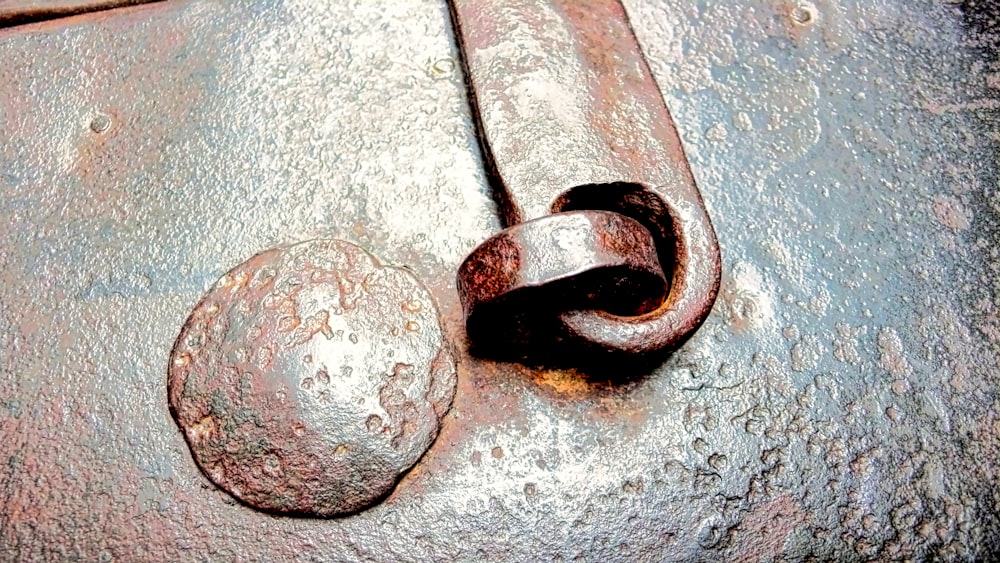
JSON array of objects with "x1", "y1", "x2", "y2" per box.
[{"x1": 0, "y1": 0, "x2": 997, "y2": 560}]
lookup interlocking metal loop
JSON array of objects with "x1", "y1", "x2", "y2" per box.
[{"x1": 452, "y1": 0, "x2": 721, "y2": 368}]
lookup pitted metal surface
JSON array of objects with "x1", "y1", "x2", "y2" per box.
[
  {"x1": 168, "y1": 239, "x2": 456, "y2": 517},
  {"x1": 0, "y1": 0, "x2": 998, "y2": 560}
]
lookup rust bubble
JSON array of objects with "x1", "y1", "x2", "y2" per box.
[
  {"x1": 790, "y1": 4, "x2": 816, "y2": 26},
  {"x1": 89, "y1": 114, "x2": 111, "y2": 134}
]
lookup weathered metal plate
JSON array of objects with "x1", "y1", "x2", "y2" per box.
[{"x1": 1, "y1": 0, "x2": 997, "y2": 560}]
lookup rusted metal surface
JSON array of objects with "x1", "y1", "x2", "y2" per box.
[
  {"x1": 168, "y1": 239, "x2": 455, "y2": 517},
  {"x1": 0, "y1": 0, "x2": 998, "y2": 560},
  {"x1": 452, "y1": 0, "x2": 722, "y2": 365},
  {"x1": 0, "y1": 0, "x2": 160, "y2": 27},
  {"x1": 458, "y1": 210, "x2": 668, "y2": 367}
]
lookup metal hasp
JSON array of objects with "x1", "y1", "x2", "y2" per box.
[{"x1": 451, "y1": 0, "x2": 721, "y2": 369}]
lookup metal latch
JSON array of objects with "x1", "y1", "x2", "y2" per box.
[{"x1": 452, "y1": 0, "x2": 722, "y2": 370}]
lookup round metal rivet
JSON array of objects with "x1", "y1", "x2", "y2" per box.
[{"x1": 168, "y1": 239, "x2": 456, "y2": 517}]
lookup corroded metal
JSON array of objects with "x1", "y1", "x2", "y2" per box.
[
  {"x1": 458, "y1": 210, "x2": 668, "y2": 364},
  {"x1": 0, "y1": 0, "x2": 161, "y2": 27},
  {"x1": 168, "y1": 239, "x2": 456, "y2": 517},
  {"x1": 451, "y1": 0, "x2": 722, "y2": 366},
  {"x1": 0, "y1": 0, "x2": 998, "y2": 560}
]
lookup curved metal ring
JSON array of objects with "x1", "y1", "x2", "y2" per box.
[
  {"x1": 458, "y1": 209, "x2": 670, "y2": 355},
  {"x1": 558, "y1": 184, "x2": 722, "y2": 356}
]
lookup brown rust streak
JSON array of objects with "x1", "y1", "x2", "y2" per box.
[{"x1": 0, "y1": 0, "x2": 164, "y2": 28}]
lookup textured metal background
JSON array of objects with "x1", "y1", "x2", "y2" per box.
[{"x1": 1, "y1": 0, "x2": 998, "y2": 560}]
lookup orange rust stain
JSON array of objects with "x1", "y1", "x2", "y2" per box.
[{"x1": 527, "y1": 368, "x2": 610, "y2": 398}]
